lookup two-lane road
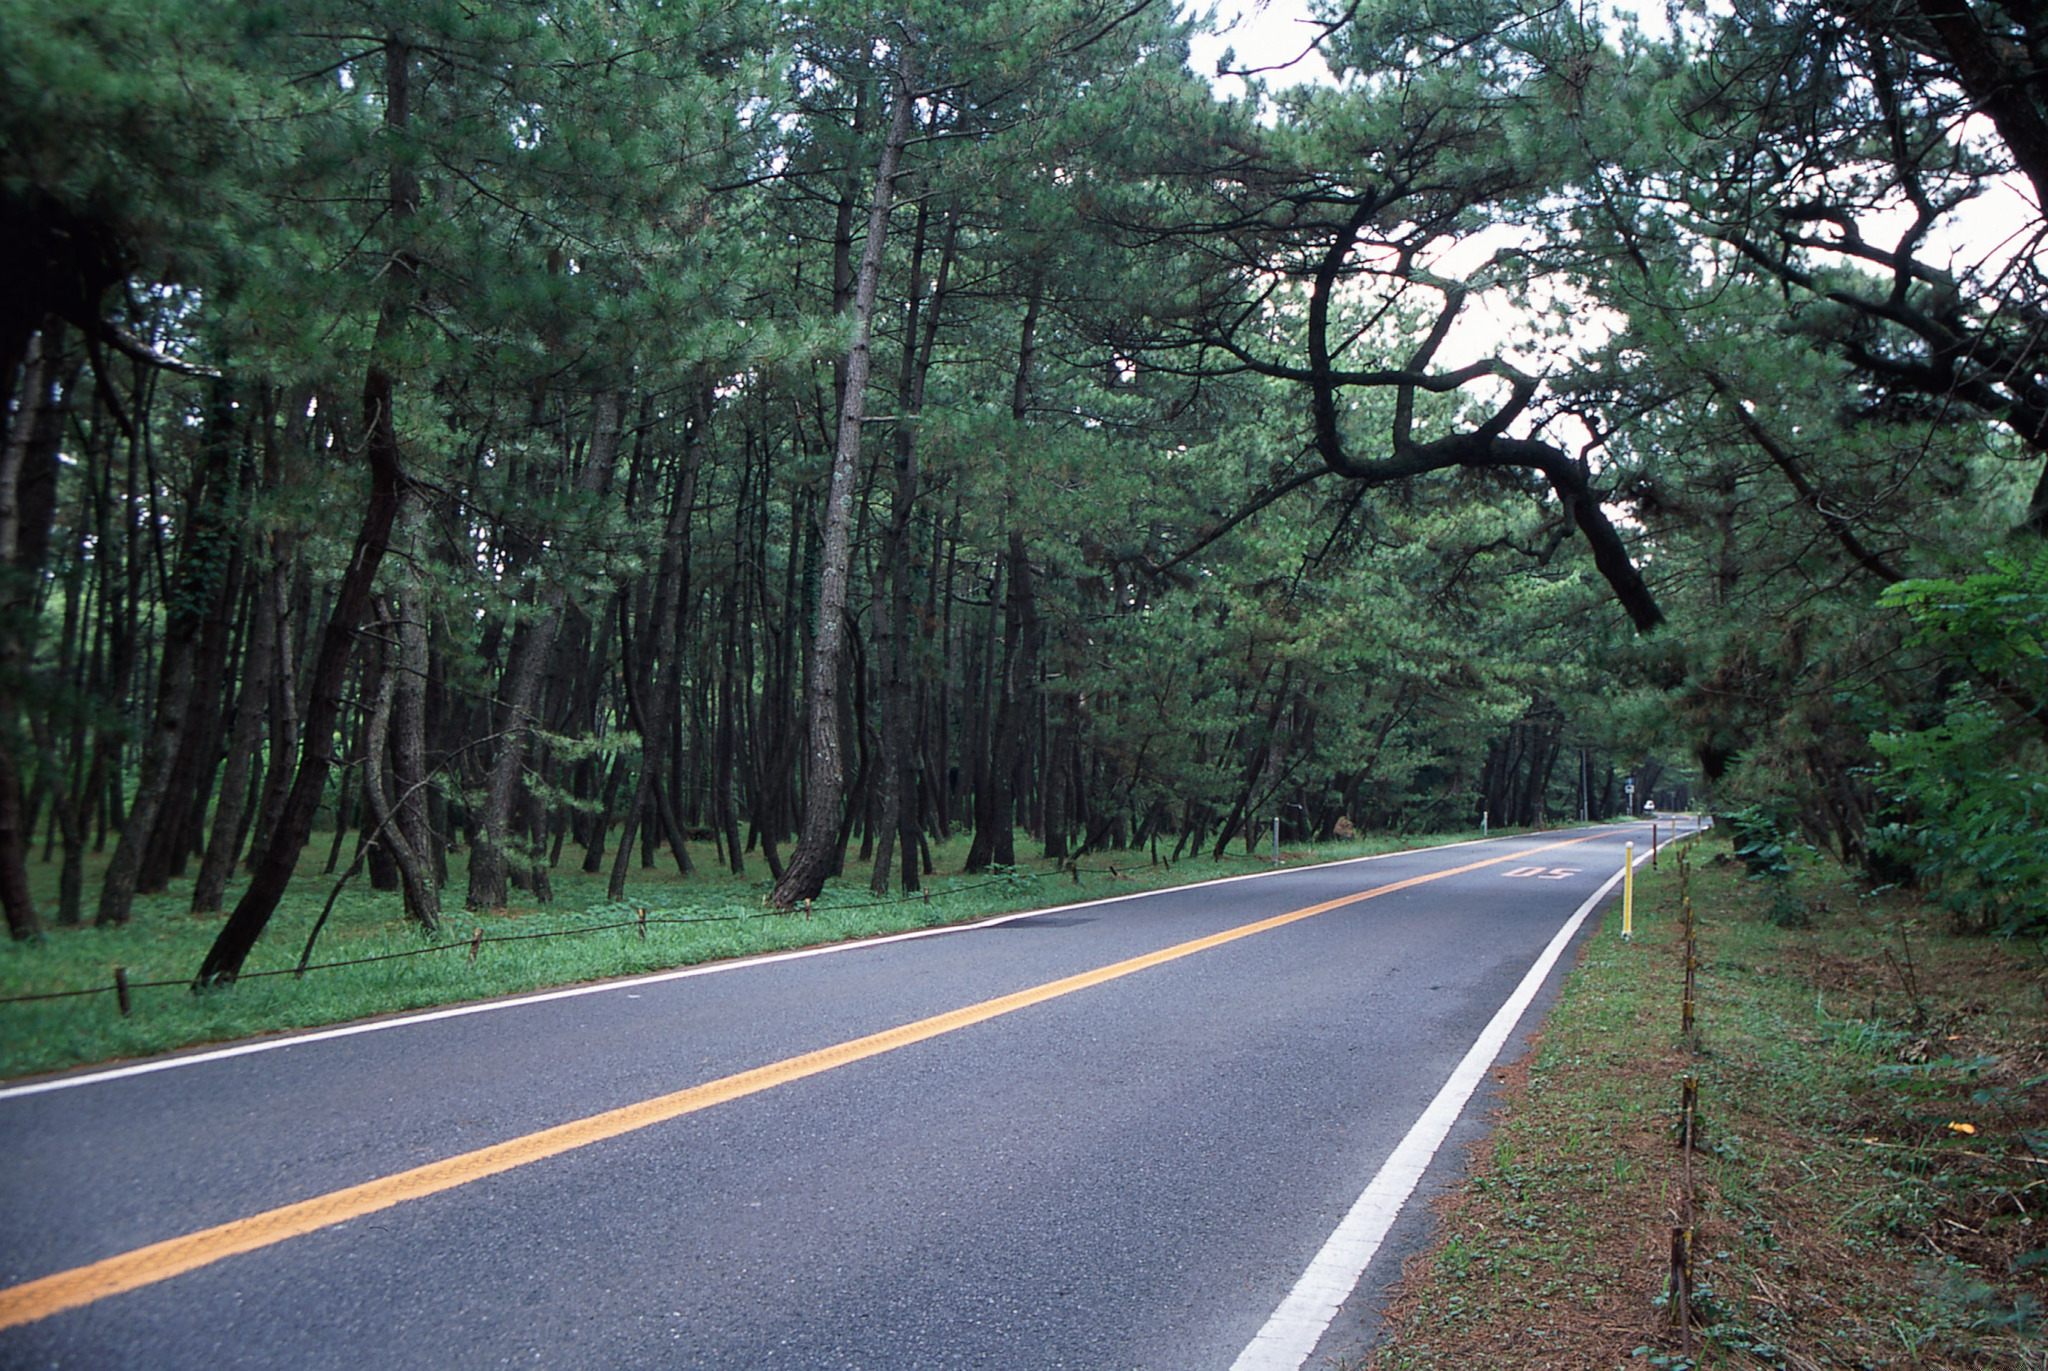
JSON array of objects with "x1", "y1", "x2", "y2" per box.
[{"x1": 0, "y1": 824, "x2": 1668, "y2": 1369}]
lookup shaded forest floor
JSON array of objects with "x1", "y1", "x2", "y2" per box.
[
  {"x1": 1354, "y1": 835, "x2": 2048, "y2": 1371},
  {"x1": 0, "y1": 823, "x2": 1504, "y2": 1083}
]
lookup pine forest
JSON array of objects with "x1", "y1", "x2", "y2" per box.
[{"x1": 3, "y1": 0, "x2": 2045, "y2": 986}]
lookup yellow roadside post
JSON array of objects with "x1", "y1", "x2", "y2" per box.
[{"x1": 1622, "y1": 841, "x2": 1635, "y2": 941}]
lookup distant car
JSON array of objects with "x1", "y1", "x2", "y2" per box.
[{"x1": 1643, "y1": 801, "x2": 1656, "y2": 813}]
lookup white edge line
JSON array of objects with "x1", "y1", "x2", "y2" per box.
[
  {"x1": 1228, "y1": 839, "x2": 1669, "y2": 1371},
  {"x1": 0, "y1": 824, "x2": 1677, "y2": 1103}
]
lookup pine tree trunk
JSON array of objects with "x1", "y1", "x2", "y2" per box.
[
  {"x1": 773, "y1": 54, "x2": 917, "y2": 907},
  {"x1": 963, "y1": 283, "x2": 1045, "y2": 873},
  {"x1": 194, "y1": 36, "x2": 416, "y2": 987},
  {"x1": 469, "y1": 391, "x2": 624, "y2": 908},
  {"x1": 0, "y1": 323, "x2": 73, "y2": 938},
  {"x1": 716, "y1": 588, "x2": 745, "y2": 875},
  {"x1": 361, "y1": 607, "x2": 439, "y2": 929},
  {"x1": 192, "y1": 573, "x2": 276, "y2": 913},
  {"x1": 110, "y1": 381, "x2": 242, "y2": 908},
  {"x1": 871, "y1": 202, "x2": 954, "y2": 896},
  {"x1": 963, "y1": 552, "x2": 1006, "y2": 874},
  {"x1": 389, "y1": 487, "x2": 438, "y2": 905},
  {"x1": 242, "y1": 558, "x2": 302, "y2": 872},
  {"x1": 140, "y1": 545, "x2": 242, "y2": 890},
  {"x1": 195, "y1": 373, "x2": 402, "y2": 984},
  {"x1": 608, "y1": 385, "x2": 706, "y2": 899}
]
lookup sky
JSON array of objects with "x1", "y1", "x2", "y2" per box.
[
  {"x1": 1184, "y1": 0, "x2": 1334, "y2": 100},
  {"x1": 1178, "y1": 0, "x2": 2042, "y2": 328}
]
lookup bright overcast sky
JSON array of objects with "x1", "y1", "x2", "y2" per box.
[
  {"x1": 1180, "y1": 0, "x2": 2039, "y2": 281},
  {"x1": 1184, "y1": 0, "x2": 1334, "y2": 98}
]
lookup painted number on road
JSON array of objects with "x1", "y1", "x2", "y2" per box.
[{"x1": 1504, "y1": 866, "x2": 1582, "y2": 879}]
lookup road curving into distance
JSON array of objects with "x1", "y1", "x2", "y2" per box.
[{"x1": 0, "y1": 821, "x2": 1684, "y2": 1369}]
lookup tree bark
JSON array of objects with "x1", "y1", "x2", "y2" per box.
[
  {"x1": 360, "y1": 603, "x2": 439, "y2": 929},
  {"x1": 715, "y1": 585, "x2": 746, "y2": 875},
  {"x1": 963, "y1": 286, "x2": 1044, "y2": 873},
  {"x1": 0, "y1": 323, "x2": 71, "y2": 938},
  {"x1": 608, "y1": 384, "x2": 706, "y2": 900},
  {"x1": 388, "y1": 487, "x2": 439, "y2": 921},
  {"x1": 772, "y1": 51, "x2": 918, "y2": 907},
  {"x1": 139, "y1": 538, "x2": 241, "y2": 892},
  {"x1": 194, "y1": 35, "x2": 416, "y2": 986},
  {"x1": 191, "y1": 571, "x2": 276, "y2": 913},
  {"x1": 966, "y1": 534, "x2": 1038, "y2": 871},
  {"x1": 469, "y1": 389, "x2": 624, "y2": 908},
  {"x1": 194, "y1": 381, "x2": 402, "y2": 983}
]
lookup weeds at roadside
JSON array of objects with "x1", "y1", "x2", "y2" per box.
[{"x1": 1356, "y1": 832, "x2": 2048, "y2": 1371}]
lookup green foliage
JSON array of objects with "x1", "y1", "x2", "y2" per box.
[
  {"x1": 0, "y1": 0, "x2": 277, "y2": 269},
  {"x1": 13, "y1": 0, "x2": 2041, "y2": 966},
  {"x1": 1881, "y1": 549, "x2": 2048, "y2": 692},
  {"x1": 1869, "y1": 551, "x2": 2048, "y2": 935},
  {"x1": 1870, "y1": 704, "x2": 2048, "y2": 935},
  {"x1": 1722, "y1": 805, "x2": 1794, "y2": 881}
]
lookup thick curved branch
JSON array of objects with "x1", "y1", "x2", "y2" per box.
[
  {"x1": 1913, "y1": 0, "x2": 2048, "y2": 212},
  {"x1": 1387, "y1": 432, "x2": 1665, "y2": 631},
  {"x1": 1288, "y1": 207, "x2": 1664, "y2": 629},
  {"x1": 1308, "y1": 198, "x2": 1379, "y2": 471}
]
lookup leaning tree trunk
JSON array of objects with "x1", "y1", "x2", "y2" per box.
[
  {"x1": 194, "y1": 35, "x2": 415, "y2": 987},
  {"x1": 0, "y1": 323, "x2": 72, "y2": 939},
  {"x1": 101, "y1": 379, "x2": 244, "y2": 919},
  {"x1": 96, "y1": 524, "x2": 206, "y2": 920},
  {"x1": 772, "y1": 51, "x2": 917, "y2": 908},
  {"x1": 193, "y1": 373, "x2": 404, "y2": 984}
]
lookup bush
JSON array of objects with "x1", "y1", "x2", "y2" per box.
[
  {"x1": 1724, "y1": 805, "x2": 1795, "y2": 880},
  {"x1": 1871, "y1": 549, "x2": 2048, "y2": 936}
]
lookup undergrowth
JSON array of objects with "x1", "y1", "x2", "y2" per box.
[{"x1": 1358, "y1": 832, "x2": 2048, "y2": 1371}]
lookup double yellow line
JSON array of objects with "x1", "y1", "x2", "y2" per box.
[{"x1": 1, "y1": 831, "x2": 1604, "y2": 1331}]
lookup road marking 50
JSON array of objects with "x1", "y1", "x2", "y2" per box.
[{"x1": 1504, "y1": 866, "x2": 1581, "y2": 879}]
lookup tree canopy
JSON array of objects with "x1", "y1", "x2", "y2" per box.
[{"x1": 1, "y1": 0, "x2": 2041, "y2": 966}]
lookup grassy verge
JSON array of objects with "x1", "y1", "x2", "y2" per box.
[
  {"x1": 1357, "y1": 832, "x2": 2048, "y2": 1371},
  {"x1": 0, "y1": 825, "x2": 1511, "y2": 1083}
]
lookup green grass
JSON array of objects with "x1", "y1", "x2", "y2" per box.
[
  {"x1": 1358, "y1": 834, "x2": 2048, "y2": 1371},
  {"x1": 1, "y1": 823, "x2": 1510, "y2": 1082}
]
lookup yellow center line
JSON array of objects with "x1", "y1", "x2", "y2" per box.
[{"x1": 0, "y1": 831, "x2": 1607, "y2": 1331}]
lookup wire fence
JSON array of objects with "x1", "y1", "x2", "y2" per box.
[
  {"x1": 0, "y1": 830, "x2": 1623, "y2": 1017},
  {"x1": 1667, "y1": 842, "x2": 1704, "y2": 1356},
  {"x1": 0, "y1": 861, "x2": 1171, "y2": 1014}
]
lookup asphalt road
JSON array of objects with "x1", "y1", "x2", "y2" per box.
[{"x1": 0, "y1": 823, "x2": 1673, "y2": 1370}]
